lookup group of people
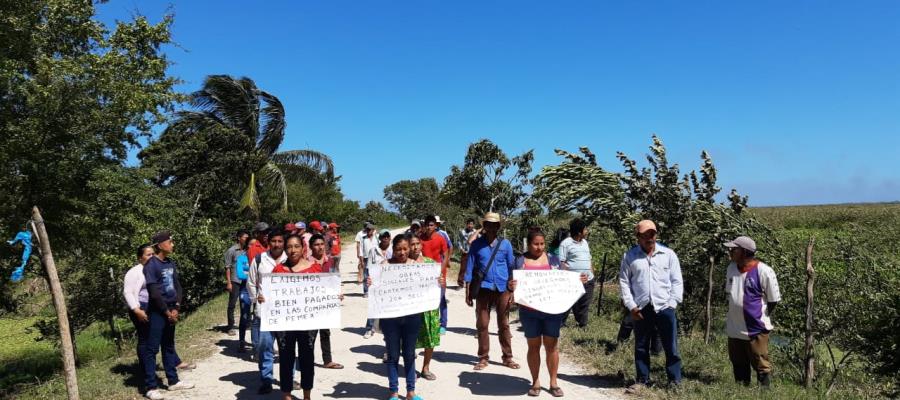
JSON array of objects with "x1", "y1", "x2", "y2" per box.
[{"x1": 123, "y1": 211, "x2": 781, "y2": 400}]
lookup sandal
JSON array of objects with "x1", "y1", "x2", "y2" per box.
[
  {"x1": 324, "y1": 362, "x2": 344, "y2": 369},
  {"x1": 503, "y1": 360, "x2": 521, "y2": 369},
  {"x1": 550, "y1": 386, "x2": 564, "y2": 397},
  {"x1": 473, "y1": 360, "x2": 489, "y2": 370},
  {"x1": 421, "y1": 370, "x2": 437, "y2": 381},
  {"x1": 527, "y1": 386, "x2": 541, "y2": 396}
]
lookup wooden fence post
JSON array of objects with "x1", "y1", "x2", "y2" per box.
[
  {"x1": 32, "y1": 206, "x2": 80, "y2": 400},
  {"x1": 704, "y1": 255, "x2": 715, "y2": 344},
  {"x1": 804, "y1": 238, "x2": 816, "y2": 388},
  {"x1": 596, "y1": 252, "x2": 608, "y2": 316}
]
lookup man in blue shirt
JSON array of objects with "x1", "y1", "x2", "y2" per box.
[
  {"x1": 618, "y1": 220, "x2": 684, "y2": 394},
  {"x1": 143, "y1": 230, "x2": 194, "y2": 399},
  {"x1": 464, "y1": 212, "x2": 519, "y2": 371}
]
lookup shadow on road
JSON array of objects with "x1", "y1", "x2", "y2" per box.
[
  {"x1": 457, "y1": 371, "x2": 532, "y2": 396},
  {"x1": 557, "y1": 372, "x2": 622, "y2": 389},
  {"x1": 323, "y1": 381, "x2": 386, "y2": 399},
  {"x1": 350, "y1": 344, "x2": 386, "y2": 360}
]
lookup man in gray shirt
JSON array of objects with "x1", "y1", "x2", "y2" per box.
[
  {"x1": 224, "y1": 230, "x2": 249, "y2": 335},
  {"x1": 559, "y1": 218, "x2": 594, "y2": 328}
]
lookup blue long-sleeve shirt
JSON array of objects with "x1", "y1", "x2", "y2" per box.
[{"x1": 464, "y1": 236, "x2": 515, "y2": 292}]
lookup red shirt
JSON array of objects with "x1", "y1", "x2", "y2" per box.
[
  {"x1": 308, "y1": 255, "x2": 333, "y2": 273},
  {"x1": 247, "y1": 241, "x2": 268, "y2": 265},
  {"x1": 273, "y1": 258, "x2": 327, "y2": 273},
  {"x1": 420, "y1": 233, "x2": 449, "y2": 278},
  {"x1": 330, "y1": 235, "x2": 342, "y2": 257}
]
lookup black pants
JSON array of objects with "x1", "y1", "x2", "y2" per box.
[
  {"x1": 565, "y1": 280, "x2": 595, "y2": 327},
  {"x1": 319, "y1": 329, "x2": 333, "y2": 364},
  {"x1": 278, "y1": 330, "x2": 317, "y2": 393},
  {"x1": 227, "y1": 281, "x2": 240, "y2": 329}
]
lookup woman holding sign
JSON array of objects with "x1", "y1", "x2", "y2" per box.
[
  {"x1": 367, "y1": 234, "x2": 444, "y2": 400},
  {"x1": 273, "y1": 234, "x2": 326, "y2": 400},
  {"x1": 509, "y1": 229, "x2": 588, "y2": 397},
  {"x1": 409, "y1": 234, "x2": 441, "y2": 381}
]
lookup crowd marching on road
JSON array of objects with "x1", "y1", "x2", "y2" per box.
[{"x1": 122, "y1": 213, "x2": 780, "y2": 400}]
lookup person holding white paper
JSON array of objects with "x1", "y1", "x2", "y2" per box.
[
  {"x1": 509, "y1": 229, "x2": 588, "y2": 397},
  {"x1": 273, "y1": 234, "x2": 321, "y2": 400},
  {"x1": 367, "y1": 235, "x2": 444, "y2": 400}
]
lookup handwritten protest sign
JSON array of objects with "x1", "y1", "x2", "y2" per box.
[
  {"x1": 367, "y1": 263, "x2": 441, "y2": 319},
  {"x1": 513, "y1": 269, "x2": 585, "y2": 314},
  {"x1": 260, "y1": 272, "x2": 342, "y2": 331}
]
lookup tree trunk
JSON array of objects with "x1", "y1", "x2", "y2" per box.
[
  {"x1": 705, "y1": 255, "x2": 715, "y2": 344},
  {"x1": 596, "y1": 252, "x2": 607, "y2": 316},
  {"x1": 804, "y1": 238, "x2": 816, "y2": 388},
  {"x1": 32, "y1": 206, "x2": 80, "y2": 400}
]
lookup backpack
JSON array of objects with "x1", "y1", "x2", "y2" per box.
[{"x1": 235, "y1": 253, "x2": 250, "y2": 280}]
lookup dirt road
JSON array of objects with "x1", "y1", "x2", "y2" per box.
[{"x1": 166, "y1": 228, "x2": 622, "y2": 399}]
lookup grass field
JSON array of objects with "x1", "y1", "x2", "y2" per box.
[{"x1": 2, "y1": 294, "x2": 229, "y2": 400}]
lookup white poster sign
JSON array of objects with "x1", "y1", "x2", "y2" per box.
[
  {"x1": 260, "y1": 272, "x2": 342, "y2": 331},
  {"x1": 513, "y1": 269, "x2": 585, "y2": 314},
  {"x1": 367, "y1": 263, "x2": 441, "y2": 319}
]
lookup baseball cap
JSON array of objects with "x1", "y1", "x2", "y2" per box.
[
  {"x1": 636, "y1": 220, "x2": 657, "y2": 234},
  {"x1": 151, "y1": 230, "x2": 172, "y2": 245},
  {"x1": 295, "y1": 221, "x2": 306, "y2": 230},
  {"x1": 310, "y1": 221, "x2": 323, "y2": 231},
  {"x1": 482, "y1": 212, "x2": 501, "y2": 223},
  {"x1": 284, "y1": 223, "x2": 296, "y2": 232},
  {"x1": 410, "y1": 220, "x2": 421, "y2": 227},
  {"x1": 724, "y1": 236, "x2": 757, "y2": 253},
  {"x1": 364, "y1": 222, "x2": 375, "y2": 230},
  {"x1": 435, "y1": 215, "x2": 444, "y2": 224},
  {"x1": 328, "y1": 222, "x2": 339, "y2": 229},
  {"x1": 253, "y1": 222, "x2": 270, "y2": 232},
  {"x1": 379, "y1": 229, "x2": 391, "y2": 238}
]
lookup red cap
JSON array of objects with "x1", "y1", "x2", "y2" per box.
[
  {"x1": 328, "y1": 222, "x2": 339, "y2": 229},
  {"x1": 310, "y1": 221, "x2": 323, "y2": 231},
  {"x1": 284, "y1": 223, "x2": 296, "y2": 231}
]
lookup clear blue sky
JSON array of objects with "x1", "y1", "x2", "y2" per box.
[{"x1": 100, "y1": 1, "x2": 900, "y2": 207}]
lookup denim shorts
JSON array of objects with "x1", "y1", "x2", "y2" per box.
[{"x1": 519, "y1": 307, "x2": 564, "y2": 338}]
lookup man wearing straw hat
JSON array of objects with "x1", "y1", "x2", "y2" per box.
[{"x1": 464, "y1": 212, "x2": 520, "y2": 371}]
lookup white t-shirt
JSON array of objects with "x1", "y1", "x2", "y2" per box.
[
  {"x1": 360, "y1": 235, "x2": 378, "y2": 259},
  {"x1": 725, "y1": 261, "x2": 781, "y2": 340},
  {"x1": 559, "y1": 237, "x2": 594, "y2": 280},
  {"x1": 355, "y1": 230, "x2": 366, "y2": 257}
]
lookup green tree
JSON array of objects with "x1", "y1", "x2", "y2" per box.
[
  {"x1": 383, "y1": 178, "x2": 442, "y2": 220},
  {"x1": 0, "y1": 0, "x2": 181, "y2": 252},
  {"x1": 140, "y1": 75, "x2": 334, "y2": 219},
  {"x1": 442, "y1": 139, "x2": 534, "y2": 217}
]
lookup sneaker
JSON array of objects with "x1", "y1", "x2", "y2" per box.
[
  {"x1": 293, "y1": 381, "x2": 302, "y2": 390},
  {"x1": 439, "y1": 327, "x2": 446, "y2": 336},
  {"x1": 168, "y1": 381, "x2": 194, "y2": 391},
  {"x1": 382, "y1": 352, "x2": 389, "y2": 363},
  {"x1": 624, "y1": 383, "x2": 646, "y2": 395},
  {"x1": 145, "y1": 389, "x2": 165, "y2": 400},
  {"x1": 363, "y1": 330, "x2": 375, "y2": 339},
  {"x1": 227, "y1": 329, "x2": 237, "y2": 336}
]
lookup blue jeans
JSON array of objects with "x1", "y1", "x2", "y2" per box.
[
  {"x1": 251, "y1": 316, "x2": 275, "y2": 385},
  {"x1": 238, "y1": 283, "x2": 251, "y2": 344},
  {"x1": 144, "y1": 308, "x2": 180, "y2": 389},
  {"x1": 439, "y1": 286, "x2": 448, "y2": 328},
  {"x1": 129, "y1": 303, "x2": 150, "y2": 389},
  {"x1": 634, "y1": 305, "x2": 682, "y2": 384},
  {"x1": 363, "y1": 263, "x2": 371, "y2": 295},
  {"x1": 381, "y1": 313, "x2": 422, "y2": 393}
]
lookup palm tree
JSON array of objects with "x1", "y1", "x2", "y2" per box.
[{"x1": 170, "y1": 75, "x2": 333, "y2": 216}]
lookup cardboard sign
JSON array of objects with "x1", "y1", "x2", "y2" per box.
[
  {"x1": 259, "y1": 272, "x2": 342, "y2": 331},
  {"x1": 513, "y1": 269, "x2": 585, "y2": 314},
  {"x1": 367, "y1": 263, "x2": 441, "y2": 319}
]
